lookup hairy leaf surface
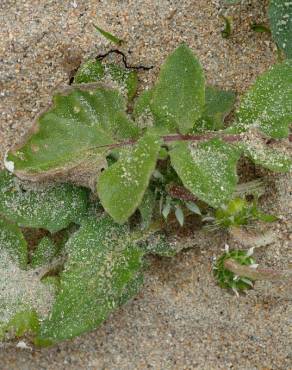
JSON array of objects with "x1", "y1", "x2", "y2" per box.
[
  {"x1": 97, "y1": 133, "x2": 162, "y2": 224},
  {"x1": 170, "y1": 139, "x2": 241, "y2": 208},
  {"x1": 0, "y1": 171, "x2": 88, "y2": 233},
  {"x1": 236, "y1": 60, "x2": 292, "y2": 138},
  {"x1": 36, "y1": 217, "x2": 144, "y2": 345},
  {"x1": 150, "y1": 44, "x2": 205, "y2": 133}
]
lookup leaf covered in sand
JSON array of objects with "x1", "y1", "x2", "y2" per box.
[
  {"x1": 36, "y1": 217, "x2": 144, "y2": 345},
  {"x1": 0, "y1": 219, "x2": 55, "y2": 340},
  {"x1": 150, "y1": 44, "x2": 205, "y2": 133},
  {"x1": 170, "y1": 139, "x2": 241, "y2": 208},
  {"x1": 6, "y1": 85, "x2": 139, "y2": 188},
  {"x1": 97, "y1": 132, "x2": 162, "y2": 224},
  {"x1": 74, "y1": 59, "x2": 138, "y2": 100},
  {"x1": 0, "y1": 171, "x2": 89, "y2": 233},
  {"x1": 236, "y1": 60, "x2": 292, "y2": 138}
]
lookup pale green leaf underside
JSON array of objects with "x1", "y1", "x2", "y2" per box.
[
  {"x1": 7, "y1": 86, "x2": 139, "y2": 176},
  {"x1": 170, "y1": 139, "x2": 241, "y2": 208},
  {"x1": 269, "y1": 0, "x2": 292, "y2": 58},
  {"x1": 236, "y1": 60, "x2": 292, "y2": 138},
  {"x1": 36, "y1": 217, "x2": 144, "y2": 345},
  {"x1": 0, "y1": 171, "x2": 88, "y2": 233},
  {"x1": 150, "y1": 44, "x2": 205, "y2": 134},
  {"x1": 97, "y1": 132, "x2": 162, "y2": 224}
]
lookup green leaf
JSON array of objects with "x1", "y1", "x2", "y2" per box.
[
  {"x1": 239, "y1": 139, "x2": 291, "y2": 173},
  {"x1": 74, "y1": 60, "x2": 138, "y2": 101},
  {"x1": 74, "y1": 59, "x2": 105, "y2": 83},
  {"x1": 36, "y1": 217, "x2": 144, "y2": 345},
  {"x1": 150, "y1": 44, "x2": 205, "y2": 134},
  {"x1": 133, "y1": 89, "x2": 154, "y2": 121},
  {"x1": 7, "y1": 85, "x2": 139, "y2": 188},
  {"x1": 0, "y1": 220, "x2": 55, "y2": 340},
  {"x1": 170, "y1": 139, "x2": 241, "y2": 208},
  {"x1": 195, "y1": 86, "x2": 236, "y2": 131},
  {"x1": 93, "y1": 24, "x2": 123, "y2": 45},
  {"x1": 0, "y1": 217, "x2": 27, "y2": 268},
  {"x1": 138, "y1": 189, "x2": 156, "y2": 229},
  {"x1": 269, "y1": 0, "x2": 292, "y2": 58},
  {"x1": 185, "y1": 201, "x2": 201, "y2": 215},
  {"x1": 97, "y1": 132, "x2": 162, "y2": 224},
  {"x1": 105, "y1": 63, "x2": 138, "y2": 101},
  {"x1": 236, "y1": 60, "x2": 292, "y2": 138},
  {"x1": 31, "y1": 237, "x2": 58, "y2": 268},
  {"x1": 0, "y1": 171, "x2": 89, "y2": 233},
  {"x1": 1, "y1": 310, "x2": 40, "y2": 339},
  {"x1": 175, "y1": 206, "x2": 184, "y2": 226}
]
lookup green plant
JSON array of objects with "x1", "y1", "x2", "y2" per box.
[{"x1": 1, "y1": 44, "x2": 291, "y2": 346}]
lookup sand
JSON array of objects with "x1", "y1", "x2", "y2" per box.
[{"x1": 0, "y1": 0, "x2": 291, "y2": 369}]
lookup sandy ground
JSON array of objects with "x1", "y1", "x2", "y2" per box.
[{"x1": 0, "y1": 0, "x2": 291, "y2": 369}]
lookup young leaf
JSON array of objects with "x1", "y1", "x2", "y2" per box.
[
  {"x1": 175, "y1": 206, "x2": 184, "y2": 226},
  {"x1": 7, "y1": 85, "x2": 139, "y2": 188},
  {"x1": 74, "y1": 60, "x2": 138, "y2": 101},
  {"x1": 185, "y1": 201, "x2": 201, "y2": 215},
  {"x1": 105, "y1": 63, "x2": 138, "y2": 101},
  {"x1": 269, "y1": 0, "x2": 292, "y2": 58},
  {"x1": 36, "y1": 217, "x2": 144, "y2": 345},
  {"x1": 0, "y1": 220, "x2": 55, "y2": 340},
  {"x1": 74, "y1": 59, "x2": 105, "y2": 83},
  {"x1": 0, "y1": 171, "x2": 88, "y2": 233},
  {"x1": 170, "y1": 139, "x2": 241, "y2": 208},
  {"x1": 195, "y1": 86, "x2": 236, "y2": 131},
  {"x1": 150, "y1": 44, "x2": 205, "y2": 134},
  {"x1": 139, "y1": 189, "x2": 156, "y2": 229},
  {"x1": 93, "y1": 24, "x2": 123, "y2": 45},
  {"x1": 31, "y1": 237, "x2": 58, "y2": 268},
  {"x1": 0, "y1": 217, "x2": 27, "y2": 269},
  {"x1": 97, "y1": 132, "x2": 162, "y2": 224},
  {"x1": 236, "y1": 60, "x2": 292, "y2": 138}
]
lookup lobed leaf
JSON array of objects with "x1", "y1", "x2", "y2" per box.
[
  {"x1": 0, "y1": 171, "x2": 89, "y2": 233},
  {"x1": 36, "y1": 217, "x2": 144, "y2": 345},
  {"x1": 150, "y1": 44, "x2": 205, "y2": 134},
  {"x1": 170, "y1": 139, "x2": 241, "y2": 208},
  {"x1": 269, "y1": 0, "x2": 292, "y2": 58},
  {"x1": 236, "y1": 60, "x2": 292, "y2": 138},
  {"x1": 97, "y1": 132, "x2": 162, "y2": 224}
]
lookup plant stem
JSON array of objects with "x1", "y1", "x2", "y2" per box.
[
  {"x1": 91, "y1": 132, "x2": 292, "y2": 150},
  {"x1": 224, "y1": 258, "x2": 292, "y2": 282}
]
